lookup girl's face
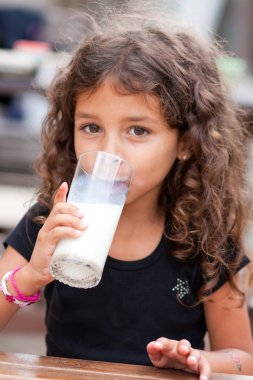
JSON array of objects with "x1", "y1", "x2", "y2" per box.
[{"x1": 74, "y1": 78, "x2": 182, "y2": 208}]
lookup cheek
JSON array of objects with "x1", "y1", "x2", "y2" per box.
[
  {"x1": 74, "y1": 135, "x2": 91, "y2": 157},
  {"x1": 143, "y1": 144, "x2": 178, "y2": 176},
  {"x1": 131, "y1": 152, "x2": 177, "y2": 189},
  {"x1": 73, "y1": 134, "x2": 80, "y2": 154}
]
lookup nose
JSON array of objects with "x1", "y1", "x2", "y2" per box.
[{"x1": 100, "y1": 134, "x2": 122, "y2": 158}]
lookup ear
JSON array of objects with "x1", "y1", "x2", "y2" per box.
[{"x1": 177, "y1": 134, "x2": 191, "y2": 161}]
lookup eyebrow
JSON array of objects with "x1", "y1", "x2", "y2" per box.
[{"x1": 75, "y1": 112, "x2": 158, "y2": 123}]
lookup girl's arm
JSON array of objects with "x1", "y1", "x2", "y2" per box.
[
  {"x1": 202, "y1": 275, "x2": 253, "y2": 374},
  {"x1": 147, "y1": 275, "x2": 253, "y2": 378},
  {"x1": 0, "y1": 247, "x2": 30, "y2": 330},
  {"x1": 0, "y1": 182, "x2": 87, "y2": 331}
]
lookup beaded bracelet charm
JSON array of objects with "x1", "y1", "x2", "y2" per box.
[{"x1": 0, "y1": 268, "x2": 40, "y2": 307}]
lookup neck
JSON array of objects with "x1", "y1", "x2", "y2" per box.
[
  {"x1": 121, "y1": 190, "x2": 164, "y2": 226},
  {"x1": 108, "y1": 194, "x2": 165, "y2": 261}
]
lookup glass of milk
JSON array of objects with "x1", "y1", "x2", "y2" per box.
[{"x1": 50, "y1": 151, "x2": 132, "y2": 288}]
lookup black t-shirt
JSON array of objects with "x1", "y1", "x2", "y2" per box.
[{"x1": 3, "y1": 204, "x2": 250, "y2": 365}]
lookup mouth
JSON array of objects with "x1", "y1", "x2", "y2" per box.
[{"x1": 113, "y1": 179, "x2": 130, "y2": 193}]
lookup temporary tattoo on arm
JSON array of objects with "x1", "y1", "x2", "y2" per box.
[{"x1": 227, "y1": 351, "x2": 242, "y2": 372}]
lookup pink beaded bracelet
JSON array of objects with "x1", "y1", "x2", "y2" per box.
[
  {"x1": 10, "y1": 268, "x2": 40, "y2": 303},
  {"x1": 0, "y1": 268, "x2": 40, "y2": 307}
]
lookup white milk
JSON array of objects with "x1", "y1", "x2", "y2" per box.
[{"x1": 50, "y1": 202, "x2": 123, "y2": 288}]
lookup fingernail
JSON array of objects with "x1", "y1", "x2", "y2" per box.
[
  {"x1": 75, "y1": 209, "x2": 84, "y2": 217},
  {"x1": 73, "y1": 229, "x2": 82, "y2": 236},
  {"x1": 189, "y1": 356, "x2": 197, "y2": 364},
  {"x1": 155, "y1": 342, "x2": 163, "y2": 349},
  {"x1": 79, "y1": 221, "x2": 88, "y2": 228}
]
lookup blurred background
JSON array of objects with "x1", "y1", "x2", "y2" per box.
[{"x1": 0, "y1": 0, "x2": 253, "y2": 356}]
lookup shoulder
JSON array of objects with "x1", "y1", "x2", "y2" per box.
[
  {"x1": 3, "y1": 202, "x2": 50, "y2": 261},
  {"x1": 213, "y1": 239, "x2": 250, "y2": 292},
  {"x1": 28, "y1": 202, "x2": 50, "y2": 218}
]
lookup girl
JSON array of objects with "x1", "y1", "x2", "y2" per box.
[{"x1": 0, "y1": 11, "x2": 253, "y2": 379}]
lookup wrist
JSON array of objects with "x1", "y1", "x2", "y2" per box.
[
  {"x1": 1, "y1": 267, "x2": 41, "y2": 307},
  {"x1": 12, "y1": 265, "x2": 45, "y2": 296}
]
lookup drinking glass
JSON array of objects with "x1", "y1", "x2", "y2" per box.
[{"x1": 50, "y1": 151, "x2": 132, "y2": 288}]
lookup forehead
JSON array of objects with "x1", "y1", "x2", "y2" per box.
[{"x1": 75, "y1": 77, "x2": 162, "y2": 117}]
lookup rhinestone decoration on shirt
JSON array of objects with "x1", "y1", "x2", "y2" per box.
[{"x1": 172, "y1": 278, "x2": 190, "y2": 299}]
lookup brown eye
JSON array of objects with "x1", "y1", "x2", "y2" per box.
[
  {"x1": 129, "y1": 127, "x2": 149, "y2": 136},
  {"x1": 83, "y1": 124, "x2": 101, "y2": 133}
]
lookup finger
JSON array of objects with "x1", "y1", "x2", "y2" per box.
[
  {"x1": 40, "y1": 226, "x2": 84, "y2": 247},
  {"x1": 177, "y1": 339, "x2": 191, "y2": 356},
  {"x1": 147, "y1": 341, "x2": 163, "y2": 353},
  {"x1": 186, "y1": 349, "x2": 201, "y2": 367},
  {"x1": 146, "y1": 341, "x2": 163, "y2": 362},
  {"x1": 155, "y1": 337, "x2": 177, "y2": 354},
  {"x1": 45, "y1": 213, "x2": 88, "y2": 232},
  {"x1": 51, "y1": 201, "x2": 84, "y2": 219},
  {"x1": 198, "y1": 357, "x2": 211, "y2": 380},
  {"x1": 53, "y1": 182, "x2": 68, "y2": 205}
]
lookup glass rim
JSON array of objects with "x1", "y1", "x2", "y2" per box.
[{"x1": 77, "y1": 150, "x2": 133, "y2": 173}]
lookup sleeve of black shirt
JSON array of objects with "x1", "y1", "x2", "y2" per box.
[
  {"x1": 207, "y1": 239, "x2": 251, "y2": 294},
  {"x1": 3, "y1": 203, "x2": 49, "y2": 261}
]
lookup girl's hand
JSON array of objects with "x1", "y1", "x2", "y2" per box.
[
  {"x1": 147, "y1": 338, "x2": 211, "y2": 380},
  {"x1": 27, "y1": 182, "x2": 87, "y2": 286}
]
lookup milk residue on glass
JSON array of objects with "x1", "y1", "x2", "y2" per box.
[{"x1": 50, "y1": 202, "x2": 123, "y2": 288}]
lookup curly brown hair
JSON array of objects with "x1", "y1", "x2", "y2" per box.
[{"x1": 35, "y1": 13, "x2": 251, "y2": 304}]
